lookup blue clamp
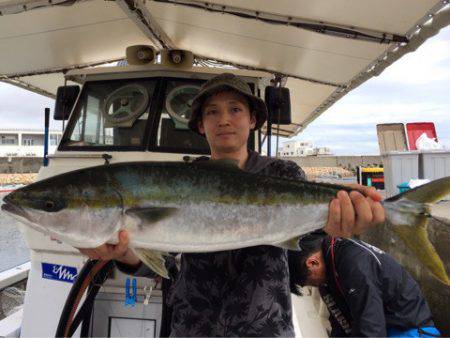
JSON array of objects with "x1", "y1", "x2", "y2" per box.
[{"x1": 125, "y1": 277, "x2": 137, "y2": 307}]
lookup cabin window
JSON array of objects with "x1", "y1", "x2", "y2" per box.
[
  {"x1": 61, "y1": 79, "x2": 156, "y2": 149},
  {"x1": 1, "y1": 135, "x2": 18, "y2": 145},
  {"x1": 49, "y1": 134, "x2": 61, "y2": 146},
  {"x1": 22, "y1": 138, "x2": 34, "y2": 146},
  {"x1": 22, "y1": 134, "x2": 44, "y2": 146},
  {"x1": 60, "y1": 76, "x2": 257, "y2": 153},
  {"x1": 153, "y1": 79, "x2": 210, "y2": 154}
]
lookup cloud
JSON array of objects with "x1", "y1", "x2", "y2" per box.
[
  {"x1": 293, "y1": 26, "x2": 450, "y2": 155},
  {"x1": 0, "y1": 82, "x2": 58, "y2": 130},
  {"x1": 378, "y1": 28, "x2": 450, "y2": 85}
]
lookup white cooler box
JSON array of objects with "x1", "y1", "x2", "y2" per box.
[{"x1": 382, "y1": 150, "x2": 450, "y2": 198}]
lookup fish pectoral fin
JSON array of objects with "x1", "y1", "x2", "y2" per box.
[
  {"x1": 134, "y1": 249, "x2": 170, "y2": 279},
  {"x1": 274, "y1": 237, "x2": 300, "y2": 250},
  {"x1": 394, "y1": 223, "x2": 450, "y2": 286},
  {"x1": 125, "y1": 207, "x2": 178, "y2": 224}
]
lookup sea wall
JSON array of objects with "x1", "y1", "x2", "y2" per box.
[
  {"x1": 0, "y1": 157, "x2": 42, "y2": 173},
  {"x1": 288, "y1": 155, "x2": 382, "y2": 171}
]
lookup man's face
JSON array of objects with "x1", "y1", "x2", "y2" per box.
[{"x1": 198, "y1": 90, "x2": 256, "y2": 155}]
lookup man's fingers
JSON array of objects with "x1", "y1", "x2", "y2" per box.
[
  {"x1": 324, "y1": 185, "x2": 385, "y2": 238},
  {"x1": 369, "y1": 198, "x2": 386, "y2": 226},
  {"x1": 113, "y1": 230, "x2": 130, "y2": 257},
  {"x1": 78, "y1": 248, "x2": 96, "y2": 259},
  {"x1": 338, "y1": 191, "x2": 355, "y2": 237},
  {"x1": 324, "y1": 198, "x2": 341, "y2": 236},
  {"x1": 341, "y1": 183, "x2": 383, "y2": 202},
  {"x1": 350, "y1": 192, "x2": 373, "y2": 234},
  {"x1": 78, "y1": 244, "x2": 110, "y2": 260}
]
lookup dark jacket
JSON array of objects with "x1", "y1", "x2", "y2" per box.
[
  {"x1": 117, "y1": 150, "x2": 306, "y2": 337},
  {"x1": 319, "y1": 237, "x2": 434, "y2": 337}
]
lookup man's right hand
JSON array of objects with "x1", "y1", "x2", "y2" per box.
[{"x1": 78, "y1": 230, "x2": 141, "y2": 269}]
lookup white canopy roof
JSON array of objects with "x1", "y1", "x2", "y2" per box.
[{"x1": 0, "y1": 0, "x2": 448, "y2": 136}]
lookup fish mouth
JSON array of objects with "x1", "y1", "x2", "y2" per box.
[{"x1": 1, "y1": 202, "x2": 28, "y2": 219}]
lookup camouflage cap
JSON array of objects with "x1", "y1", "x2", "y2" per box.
[{"x1": 188, "y1": 73, "x2": 268, "y2": 134}]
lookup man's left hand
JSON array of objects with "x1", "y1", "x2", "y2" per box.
[{"x1": 324, "y1": 184, "x2": 385, "y2": 237}]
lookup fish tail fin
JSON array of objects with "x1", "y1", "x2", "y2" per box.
[
  {"x1": 393, "y1": 223, "x2": 449, "y2": 285},
  {"x1": 134, "y1": 249, "x2": 170, "y2": 279},
  {"x1": 391, "y1": 176, "x2": 450, "y2": 204},
  {"x1": 388, "y1": 176, "x2": 450, "y2": 286}
]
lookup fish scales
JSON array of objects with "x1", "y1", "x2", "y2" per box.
[{"x1": 108, "y1": 162, "x2": 342, "y2": 206}]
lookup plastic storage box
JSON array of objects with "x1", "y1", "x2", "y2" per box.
[
  {"x1": 382, "y1": 150, "x2": 450, "y2": 198},
  {"x1": 420, "y1": 150, "x2": 450, "y2": 180},
  {"x1": 405, "y1": 122, "x2": 437, "y2": 150},
  {"x1": 381, "y1": 151, "x2": 419, "y2": 198},
  {"x1": 376, "y1": 123, "x2": 408, "y2": 153}
]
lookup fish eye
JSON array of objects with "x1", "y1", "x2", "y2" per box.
[
  {"x1": 41, "y1": 199, "x2": 65, "y2": 212},
  {"x1": 45, "y1": 201, "x2": 55, "y2": 210}
]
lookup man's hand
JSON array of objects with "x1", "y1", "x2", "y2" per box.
[
  {"x1": 324, "y1": 184, "x2": 385, "y2": 237},
  {"x1": 78, "y1": 230, "x2": 141, "y2": 268}
]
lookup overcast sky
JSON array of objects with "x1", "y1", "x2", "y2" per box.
[
  {"x1": 288, "y1": 26, "x2": 450, "y2": 155},
  {"x1": 0, "y1": 27, "x2": 448, "y2": 155}
]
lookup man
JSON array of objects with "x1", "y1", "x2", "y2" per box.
[
  {"x1": 288, "y1": 232, "x2": 441, "y2": 337},
  {"x1": 79, "y1": 73, "x2": 385, "y2": 336}
]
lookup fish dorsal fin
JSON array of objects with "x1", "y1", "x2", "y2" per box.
[
  {"x1": 391, "y1": 176, "x2": 450, "y2": 203},
  {"x1": 125, "y1": 207, "x2": 177, "y2": 225},
  {"x1": 134, "y1": 249, "x2": 170, "y2": 279},
  {"x1": 196, "y1": 159, "x2": 241, "y2": 171}
]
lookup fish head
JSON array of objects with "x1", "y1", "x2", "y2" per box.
[{"x1": 1, "y1": 172, "x2": 123, "y2": 248}]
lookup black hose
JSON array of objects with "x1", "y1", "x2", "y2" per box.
[
  {"x1": 79, "y1": 284, "x2": 95, "y2": 337},
  {"x1": 67, "y1": 284, "x2": 100, "y2": 337},
  {"x1": 55, "y1": 260, "x2": 98, "y2": 337},
  {"x1": 68, "y1": 261, "x2": 114, "y2": 337},
  {"x1": 55, "y1": 260, "x2": 113, "y2": 337}
]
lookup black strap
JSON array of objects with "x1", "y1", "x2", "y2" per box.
[{"x1": 330, "y1": 237, "x2": 345, "y2": 297}]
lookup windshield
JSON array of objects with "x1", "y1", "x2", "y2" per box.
[
  {"x1": 154, "y1": 78, "x2": 209, "y2": 153},
  {"x1": 59, "y1": 76, "x2": 254, "y2": 154},
  {"x1": 62, "y1": 79, "x2": 156, "y2": 148}
]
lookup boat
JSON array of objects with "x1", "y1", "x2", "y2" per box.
[{"x1": 0, "y1": 1, "x2": 449, "y2": 336}]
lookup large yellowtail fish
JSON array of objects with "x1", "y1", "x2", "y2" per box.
[{"x1": 1, "y1": 161, "x2": 449, "y2": 283}]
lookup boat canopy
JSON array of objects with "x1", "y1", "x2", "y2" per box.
[{"x1": 0, "y1": 0, "x2": 448, "y2": 136}]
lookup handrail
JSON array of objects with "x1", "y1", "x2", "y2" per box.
[{"x1": 0, "y1": 262, "x2": 30, "y2": 292}]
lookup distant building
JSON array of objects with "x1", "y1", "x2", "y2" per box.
[
  {"x1": 0, "y1": 129, "x2": 62, "y2": 157},
  {"x1": 277, "y1": 140, "x2": 332, "y2": 157}
]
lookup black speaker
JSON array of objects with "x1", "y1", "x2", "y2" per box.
[
  {"x1": 265, "y1": 86, "x2": 291, "y2": 125},
  {"x1": 54, "y1": 85, "x2": 80, "y2": 120}
]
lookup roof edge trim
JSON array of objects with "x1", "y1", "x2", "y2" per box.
[
  {"x1": 0, "y1": 0, "x2": 90, "y2": 16},
  {"x1": 149, "y1": 0, "x2": 408, "y2": 44},
  {"x1": 290, "y1": 1, "x2": 449, "y2": 137},
  {"x1": 3, "y1": 58, "x2": 123, "y2": 78},
  {"x1": 0, "y1": 78, "x2": 55, "y2": 98}
]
